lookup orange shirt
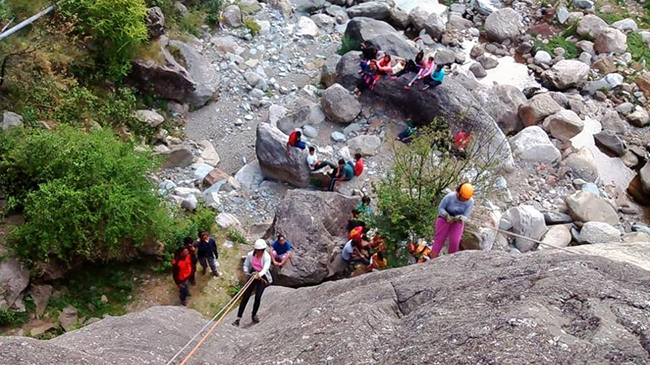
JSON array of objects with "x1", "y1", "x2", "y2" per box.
[{"x1": 172, "y1": 255, "x2": 193, "y2": 282}]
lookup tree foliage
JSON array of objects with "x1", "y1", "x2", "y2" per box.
[
  {"x1": 368, "y1": 117, "x2": 501, "y2": 266},
  {"x1": 0, "y1": 127, "x2": 169, "y2": 265}
]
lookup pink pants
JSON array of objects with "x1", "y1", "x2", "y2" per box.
[{"x1": 432, "y1": 217, "x2": 464, "y2": 255}]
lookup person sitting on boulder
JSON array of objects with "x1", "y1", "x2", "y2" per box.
[
  {"x1": 423, "y1": 64, "x2": 446, "y2": 90},
  {"x1": 352, "y1": 153, "x2": 364, "y2": 177},
  {"x1": 271, "y1": 234, "x2": 293, "y2": 268},
  {"x1": 397, "y1": 117, "x2": 421, "y2": 144},
  {"x1": 375, "y1": 54, "x2": 393, "y2": 82},
  {"x1": 366, "y1": 251, "x2": 388, "y2": 272},
  {"x1": 408, "y1": 240, "x2": 431, "y2": 264},
  {"x1": 354, "y1": 60, "x2": 378, "y2": 96},
  {"x1": 405, "y1": 54, "x2": 435, "y2": 90},
  {"x1": 172, "y1": 246, "x2": 193, "y2": 306},
  {"x1": 286, "y1": 130, "x2": 306, "y2": 157},
  {"x1": 184, "y1": 237, "x2": 198, "y2": 286},
  {"x1": 306, "y1": 146, "x2": 337, "y2": 171},
  {"x1": 392, "y1": 50, "x2": 424, "y2": 79},
  {"x1": 329, "y1": 158, "x2": 354, "y2": 191},
  {"x1": 196, "y1": 231, "x2": 220, "y2": 277},
  {"x1": 361, "y1": 41, "x2": 379, "y2": 61},
  {"x1": 430, "y1": 183, "x2": 475, "y2": 260},
  {"x1": 341, "y1": 238, "x2": 370, "y2": 266},
  {"x1": 357, "y1": 196, "x2": 373, "y2": 215},
  {"x1": 233, "y1": 239, "x2": 272, "y2": 326}
]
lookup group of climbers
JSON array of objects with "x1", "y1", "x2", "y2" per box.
[
  {"x1": 171, "y1": 232, "x2": 222, "y2": 306},
  {"x1": 304, "y1": 145, "x2": 364, "y2": 192},
  {"x1": 354, "y1": 42, "x2": 446, "y2": 96},
  {"x1": 341, "y1": 198, "x2": 388, "y2": 274}
]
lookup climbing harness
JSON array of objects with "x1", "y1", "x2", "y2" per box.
[{"x1": 165, "y1": 275, "x2": 256, "y2": 365}]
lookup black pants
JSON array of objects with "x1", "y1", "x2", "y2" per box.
[
  {"x1": 313, "y1": 161, "x2": 336, "y2": 171},
  {"x1": 237, "y1": 278, "x2": 267, "y2": 318},
  {"x1": 179, "y1": 280, "x2": 190, "y2": 303},
  {"x1": 329, "y1": 176, "x2": 352, "y2": 191},
  {"x1": 189, "y1": 257, "x2": 197, "y2": 285},
  {"x1": 424, "y1": 79, "x2": 442, "y2": 87},
  {"x1": 394, "y1": 60, "x2": 419, "y2": 77},
  {"x1": 345, "y1": 256, "x2": 370, "y2": 266}
]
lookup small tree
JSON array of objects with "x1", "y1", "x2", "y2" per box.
[{"x1": 368, "y1": 116, "x2": 504, "y2": 266}]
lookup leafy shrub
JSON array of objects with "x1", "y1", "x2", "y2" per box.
[
  {"x1": 534, "y1": 36, "x2": 579, "y2": 59},
  {"x1": 337, "y1": 36, "x2": 361, "y2": 55},
  {"x1": 59, "y1": 0, "x2": 148, "y2": 81},
  {"x1": 0, "y1": 126, "x2": 169, "y2": 265},
  {"x1": 228, "y1": 227, "x2": 247, "y2": 245},
  {"x1": 179, "y1": 10, "x2": 204, "y2": 36},
  {"x1": 243, "y1": 18, "x2": 261, "y2": 36},
  {"x1": 0, "y1": 308, "x2": 28, "y2": 327},
  {"x1": 628, "y1": 32, "x2": 650, "y2": 64},
  {"x1": 205, "y1": 0, "x2": 223, "y2": 25}
]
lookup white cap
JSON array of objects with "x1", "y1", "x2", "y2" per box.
[{"x1": 254, "y1": 239, "x2": 267, "y2": 250}]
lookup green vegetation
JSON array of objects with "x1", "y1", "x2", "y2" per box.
[
  {"x1": 0, "y1": 127, "x2": 170, "y2": 266},
  {"x1": 228, "y1": 228, "x2": 247, "y2": 245},
  {"x1": 243, "y1": 18, "x2": 261, "y2": 36},
  {"x1": 179, "y1": 10, "x2": 205, "y2": 37},
  {"x1": 206, "y1": 0, "x2": 224, "y2": 25},
  {"x1": 368, "y1": 118, "x2": 498, "y2": 267},
  {"x1": 0, "y1": 308, "x2": 29, "y2": 327},
  {"x1": 534, "y1": 36, "x2": 580, "y2": 59},
  {"x1": 58, "y1": 0, "x2": 148, "y2": 81},
  {"x1": 628, "y1": 32, "x2": 650, "y2": 64},
  {"x1": 337, "y1": 36, "x2": 361, "y2": 55}
]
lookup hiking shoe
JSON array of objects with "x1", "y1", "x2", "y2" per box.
[
  {"x1": 232, "y1": 318, "x2": 240, "y2": 327},
  {"x1": 213, "y1": 271, "x2": 220, "y2": 278},
  {"x1": 202, "y1": 268, "x2": 207, "y2": 275},
  {"x1": 252, "y1": 316, "x2": 260, "y2": 324},
  {"x1": 180, "y1": 300, "x2": 187, "y2": 307},
  {"x1": 422, "y1": 85, "x2": 430, "y2": 90}
]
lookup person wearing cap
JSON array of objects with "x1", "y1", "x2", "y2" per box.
[
  {"x1": 233, "y1": 239, "x2": 273, "y2": 326},
  {"x1": 430, "y1": 183, "x2": 475, "y2": 259}
]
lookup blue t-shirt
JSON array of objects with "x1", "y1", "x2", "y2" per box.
[
  {"x1": 431, "y1": 69, "x2": 445, "y2": 82},
  {"x1": 272, "y1": 239, "x2": 292, "y2": 256},
  {"x1": 341, "y1": 240, "x2": 355, "y2": 261}
]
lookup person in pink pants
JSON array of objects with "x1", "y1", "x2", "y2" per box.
[{"x1": 430, "y1": 183, "x2": 475, "y2": 259}]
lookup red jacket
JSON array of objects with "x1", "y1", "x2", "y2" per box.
[
  {"x1": 354, "y1": 159, "x2": 364, "y2": 177},
  {"x1": 172, "y1": 255, "x2": 193, "y2": 284}
]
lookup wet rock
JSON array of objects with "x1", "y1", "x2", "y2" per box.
[
  {"x1": 579, "y1": 222, "x2": 621, "y2": 244},
  {"x1": 518, "y1": 93, "x2": 563, "y2": 127},
  {"x1": 347, "y1": 135, "x2": 381, "y2": 156},
  {"x1": 346, "y1": 2, "x2": 390, "y2": 20},
  {"x1": 577, "y1": 14, "x2": 608, "y2": 39},
  {"x1": 563, "y1": 147, "x2": 599, "y2": 183},
  {"x1": 542, "y1": 60, "x2": 590, "y2": 91},
  {"x1": 270, "y1": 190, "x2": 360, "y2": 286},
  {"x1": 594, "y1": 131, "x2": 625, "y2": 156},
  {"x1": 542, "y1": 225, "x2": 572, "y2": 248},
  {"x1": 542, "y1": 110, "x2": 584, "y2": 142},
  {"x1": 510, "y1": 126, "x2": 561, "y2": 164},
  {"x1": 256, "y1": 123, "x2": 311, "y2": 188},
  {"x1": 594, "y1": 28, "x2": 627, "y2": 54},
  {"x1": 321, "y1": 83, "x2": 361, "y2": 124},
  {"x1": 500, "y1": 205, "x2": 547, "y2": 252},
  {"x1": 1, "y1": 111, "x2": 23, "y2": 131},
  {"x1": 470, "y1": 63, "x2": 487, "y2": 78},
  {"x1": 344, "y1": 17, "x2": 417, "y2": 58},
  {"x1": 565, "y1": 191, "x2": 619, "y2": 224},
  {"x1": 145, "y1": 7, "x2": 165, "y2": 39},
  {"x1": 485, "y1": 8, "x2": 522, "y2": 43},
  {"x1": 59, "y1": 306, "x2": 79, "y2": 332},
  {"x1": 222, "y1": 5, "x2": 242, "y2": 27}
]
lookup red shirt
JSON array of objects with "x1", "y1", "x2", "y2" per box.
[
  {"x1": 288, "y1": 131, "x2": 299, "y2": 146},
  {"x1": 454, "y1": 132, "x2": 470, "y2": 149},
  {"x1": 354, "y1": 159, "x2": 364, "y2": 176},
  {"x1": 172, "y1": 255, "x2": 193, "y2": 282}
]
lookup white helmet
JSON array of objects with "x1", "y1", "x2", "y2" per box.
[{"x1": 254, "y1": 239, "x2": 267, "y2": 250}]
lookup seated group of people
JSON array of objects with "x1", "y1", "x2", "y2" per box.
[
  {"x1": 354, "y1": 42, "x2": 446, "y2": 95},
  {"x1": 341, "y1": 198, "x2": 388, "y2": 273}
]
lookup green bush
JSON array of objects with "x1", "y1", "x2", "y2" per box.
[
  {"x1": 0, "y1": 126, "x2": 169, "y2": 265},
  {"x1": 337, "y1": 36, "x2": 361, "y2": 55},
  {"x1": 534, "y1": 36, "x2": 579, "y2": 59},
  {"x1": 0, "y1": 308, "x2": 29, "y2": 327},
  {"x1": 59, "y1": 0, "x2": 148, "y2": 81},
  {"x1": 628, "y1": 32, "x2": 650, "y2": 64},
  {"x1": 243, "y1": 18, "x2": 261, "y2": 36},
  {"x1": 205, "y1": 0, "x2": 223, "y2": 25}
]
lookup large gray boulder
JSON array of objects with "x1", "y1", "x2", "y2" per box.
[
  {"x1": 518, "y1": 93, "x2": 563, "y2": 127},
  {"x1": 484, "y1": 8, "x2": 522, "y2": 42},
  {"x1": 344, "y1": 17, "x2": 418, "y2": 58},
  {"x1": 131, "y1": 37, "x2": 218, "y2": 108},
  {"x1": 565, "y1": 191, "x2": 619, "y2": 224},
  {"x1": 472, "y1": 84, "x2": 527, "y2": 135},
  {"x1": 346, "y1": 2, "x2": 391, "y2": 20},
  {"x1": 594, "y1": 28, "x2": 628, "y2": 54},
  {"x1": 500, "y1": 205, "x2": 547, "y2": 252},
  {"x1": 510, "y1": 126, "x2": 561, "y2": 165},
  {"x1": 368, "y1": 75, "x2": 515, "y2": 171},
  {"x1": 255, "y1": 123, "x2": 311, "y2": 188},
  {"x1": 542, "y1": 109, "x2": 584, "y2": 142},
  {"x1": 577, "y1": 14, "x2": 608, "y2": 38},
  {"x1": 335, "y1": 51, "x2": 363, "y2": 90},
  {"x1": 290, "y1": 0, "x2": 325, "y2": 13},
  {"x1": 270, "y1": 190, "x2": 360, "y2": 286},
  {"x1": 541, "y1": 60, "x2": 590, "y2": 90},
  {"x1": 222, "y1": 5, "x2": 242, "y2": 27},
  {"x1": 4, "y1": 250, "x2": 650, "y2": 364},
  {"x1": 579, "y1": 222, "x2": 621, "y2": 244},
  {"x1": 321, "y1": 83, "x2": 361, "y2": 124}
]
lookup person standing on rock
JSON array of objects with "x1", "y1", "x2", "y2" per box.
[
  {"x1": 271, "y1": 234, "x2": 293, "y2": 268},
  {"x1": 196, "y1": 232, "x2": 220, "y2": 277},
  {"x1": 306, "y1": 146, "x2": 336, "y2": 171},
  {"x1": 184, "y1": 237, "x2": 198, "y2": 286},
  {"x1": 233, "y1": 239, "x2": 272, "y2": 326},
  {"x1": 430, "y1": 184, "x2": 475, "y2": 259},
  {"x1": 172, "y1": 246, "x2": 193, "y2": 306},
  {"x1": 329, "y1": 159, "x2": 354, "y2": 191},
  {"x1": 286, "y1": 130, "x2": 306, "y2": 157}
]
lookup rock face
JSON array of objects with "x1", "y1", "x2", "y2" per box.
[
  {"x1": 368, "y1": 75, "x2": 515, "y2": 170},
  {"x1": 510, "y1": 126, "x2": 561, "y2": 165},
  {"x1": 484, "y1": 8, "x2": 522, "y2": 42},
  {"x1": 565, "y1": 191, "x2": 619, "y2": 224},
  {"x1": 346, "y1": 2, "x2": 391, "y2": 20},
  {"x1": 320, "y1": 83, "x2": 361, "y2": 123},
  {"x1": 579, "y1": 222, "x2": 621, "y2": 244},
  {"x1": 0, "y1": 253, "x2": 30, "y2": 310},
  {"x1": 500, "y1": 205, "x2": 547, "y2": 252},
  {"x1": 518, "y1": 93, "x2": 563, "y2": 127},
  {"x1": 271, "y1": 190, "x2": 360, "y2": 286},
  {"x1": 344, "y1": 17, "x2": 418, "y2": 58},
  {"x1": 131, "y1": 38, "x2": 218, "y2": 108},
  {"x1": 5, "y1": 251, "x2": 650, "y2": 364},
  {"x1": 543, "y1": 110, "x2": 584, "y2": 142},
  {"x1": 473, "y1": 84, "x2": 527, "y2": 135},
  {"x1": 542, "y1": 60, "x2": 590, "y2": 90},
  {"x1": 145, "y1": 7, "x2": 165, "y2": 39},
  {"x1": 594, "y1": 28, "x2": 628, "y2": 54},
  {"x1": 256, "y1": 123, "x2": 311, "y2": 188}
]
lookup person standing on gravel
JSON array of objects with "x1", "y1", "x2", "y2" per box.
[
  {"x1": 172, "y1": 246, "x2": 193, "y2": 306},
  {"x1": 196, "y1": 232, "x2": 220, "y2": 277},
  {"x1": 233, "y1": 239, "x2": 273, "y2": 326}
]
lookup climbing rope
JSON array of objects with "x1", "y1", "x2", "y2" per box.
[
  {"x1": 165, "y1": 275, "x2": 256, "y2": 365},
  {"x1": 469, "y1": 218, "x2": 577, "y2": 255}
]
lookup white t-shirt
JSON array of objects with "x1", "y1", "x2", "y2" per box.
[
  {"x1": 341, "y1": 240, "x2": 355, "y2": 261},
  {"x1": 306, "y1": 153, "x2": 318, "y2": 169}
]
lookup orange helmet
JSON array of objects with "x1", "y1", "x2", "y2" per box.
[{"x1": 459, "y1": 183, "x2": 474, "y2": 200}]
